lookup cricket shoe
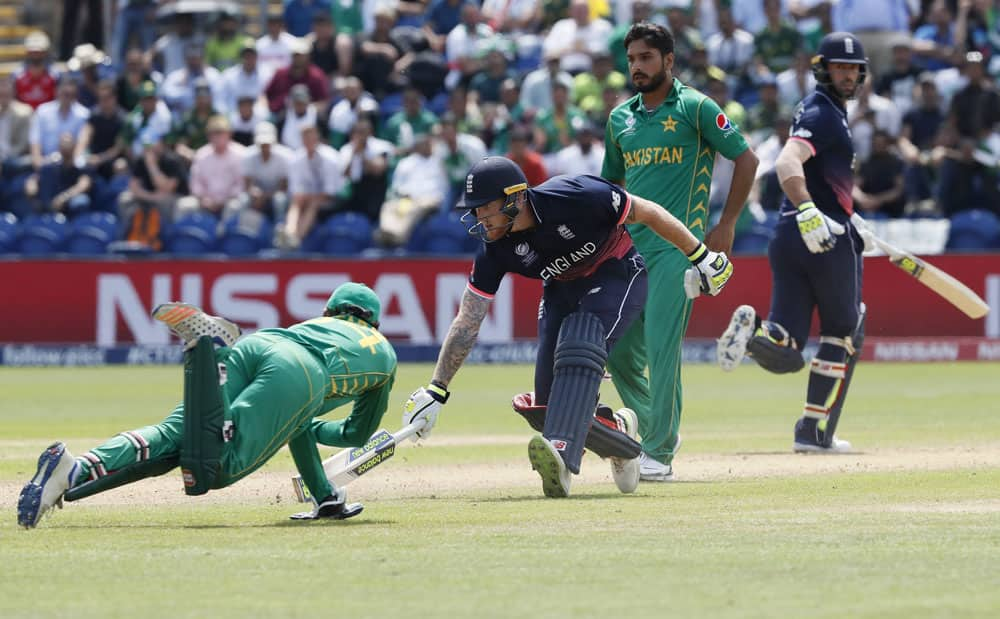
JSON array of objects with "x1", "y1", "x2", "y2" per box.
[
  {"x1": 793, "y1": 418, "x2": 852, "y2": 454},
  {"x1": 528, "y1": 434, "x2": 572, "y2": 498},
  {"x1": 638, "y1": 451, "x2": 674, "y2": 482},
  {"x1": 17, "y1": 442, "x2": 78, "y2": 529},
  {"x1": 289, "y1": 487, "x2": 364, "y2": 520},
  {"x1": 153, "y1": 302, "x2": 241, "y2": 350},
  {"x1": 718, "y1": 305, "x2": 757, "y2": 371},
  {"x1": 609, "y1": 408, "x2": 640, "y2": 494}
]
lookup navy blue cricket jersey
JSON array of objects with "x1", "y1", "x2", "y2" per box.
[
  {"x1": 783, "y1": 86, "x2": 856, "y2": 221},
  {"x1": 468, "y1": 175, "x2": 633, "y2": 297}
]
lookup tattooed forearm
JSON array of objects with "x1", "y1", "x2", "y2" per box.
[{"x1": 432, "y1": 289, "x2": 491, "y2": 386}]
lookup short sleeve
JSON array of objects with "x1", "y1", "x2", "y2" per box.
[
  {"x1": 788, "y1": 102, "x2": 834, "y2": 156},
  {"x1": 572, "y1": 175, "x2": 631, "y2": 225},
  {"x1": 468, "y1": 249, "x2": 505, "y2": 298},
  {"x1": 601, "y1": 119, "x2": 626, "y2": 182},
  {"x1": 696, "y1": 95, "x2": 749, "y2": 160}
]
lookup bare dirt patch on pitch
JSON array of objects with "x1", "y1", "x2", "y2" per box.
[{"x1": 3, "y1": 440, "x2": 998, "y2": 509}]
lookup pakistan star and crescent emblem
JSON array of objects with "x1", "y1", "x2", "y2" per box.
[{"x1": 661, "y1": 116, "x2": 677, "y2": 132}]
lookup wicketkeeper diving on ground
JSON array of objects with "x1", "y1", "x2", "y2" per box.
[
  {"x1": 402, "y1": 156, "x2": 734, "y2": 498},
  {"x1": 17, "y1": 282, "x2": 396, "y2": 528}
]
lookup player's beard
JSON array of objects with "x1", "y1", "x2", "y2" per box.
[{"x1": 633, "y1": 68, "x2": 668, "y2": 93}]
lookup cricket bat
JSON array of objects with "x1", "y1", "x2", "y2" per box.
[
  {"x1": 292, "y1": 420, "x2": 426, "y2": 503},
  {"x1": 853, "y1": 215, "x2": 990, "y2": 319}
]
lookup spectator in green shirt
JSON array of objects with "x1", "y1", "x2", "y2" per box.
[
  {"x1": 744, "y1": 77, "x2": 792, "y2": 146},
  {"x1": 380, "y1": 86, "x2": 440, "y2": 153},
  {"x1": 169, "y1": 78, "x2": 218, "y2": 164},
  {"x1": 533, "y1": 81, "x2": 587, "y2": 155},
  {"x1": 205, "y1": 13, "x2": 244, "y2": 71},
  {"x1": 753, "y1": 0, "x2": 803, "y2": 76},
  {"x1": 573, "y1": 49, "x2": 626, "y2": 117}
]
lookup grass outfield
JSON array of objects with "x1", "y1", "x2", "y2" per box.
[{"x1": 2, "y1": 363, "x2": 999, "y2": 618}]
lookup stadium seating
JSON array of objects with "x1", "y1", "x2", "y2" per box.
[
  {"x1": 0, "y1": 212, "x2": 18, "y2": 254},
  {"x1": 15, "y1": 213, "x2": 69, "y2": 255},
  {"x1": 64, "y1": 212, "x2": 118, "y2": 255},
  {"x1": 164, "y1": 212, "x2": 219, "y2": 254},
  {"x1": 378, "y1": 92, "x2": 405, "y2": 124},
  {"x1": 946, "y1": 209, "x2": 1000, "y2": 251},
  {"x1": 319, "y1": 211, "x2": 374, "y2": 255},
  {"x1": 731, "y1": 225, "x2": 773, "y2": 255},
  {"x1": 407, "y1": 211, "x2": 478, "y2": 255},
  {"x1": 218, "y1": 213, "x2": 274, "y2": 257},
  {"x1": 731, "y1": 210, "x2": 778, "y2": 255},
  {"x1": 427, "y1": 91, "x2": 450, "y2": 116}
]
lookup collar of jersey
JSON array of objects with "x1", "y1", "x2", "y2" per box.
[
  {"x1": 815, "y1": 86, "x2": 847, "y2": 115},
  {"x1": 628, "y1": 77, "x2": 684, "y2": 116}
]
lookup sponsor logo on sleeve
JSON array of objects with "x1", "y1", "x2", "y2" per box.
[{"x1": 715, "y1": 112, "x2": 732, "y2": 131}]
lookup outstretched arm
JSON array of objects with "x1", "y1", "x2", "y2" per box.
[
  {"x1": 627, "y1": 194, "x2": 734, "y2": 297},
  {"x1": 400, "y1": 288, "x2": 493, "y2": 441},
  {"x1": 625, "y1": 194, "x2": 701, "y2": 255},
  {"x1": 432, "y1": 288, "x2": 492, "y2": 388}
]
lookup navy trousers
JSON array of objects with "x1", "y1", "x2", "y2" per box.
[
  {"x1": 534, "y1": 249, "x2": 648, "y2": 404},
  {"x1": 767, "y1": 214, "x2": 864, "y2": 345}
]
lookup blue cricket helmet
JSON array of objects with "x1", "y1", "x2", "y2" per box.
[
  {"x1": 811, "y1": 31, "x2": 868, "y2": 97},
  {"x1": 457, "y1": 156, "x2": 529, "y2": 242}
]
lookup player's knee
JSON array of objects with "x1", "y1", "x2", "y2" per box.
[{"x1": 554, "y1": 312, "x2": 608, "y2": 374}]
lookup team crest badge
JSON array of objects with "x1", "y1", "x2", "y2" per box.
[
  {"x1": 715, "y1": 113, "x2": 732, "y2": 131},
  {"x1": 557, "y1": 225, "x2": 575, "y2": 240},
  {"x1": 515, "y1": 242, "x2": 530, "y2": 256}
]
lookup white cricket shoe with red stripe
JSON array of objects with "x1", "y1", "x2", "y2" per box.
[
  {"x1": 153, "y1": 303, "x2": 241, "y2": 350},
  {"x1": 609, "y1": 408, "x2": 640, "y2": 494}
]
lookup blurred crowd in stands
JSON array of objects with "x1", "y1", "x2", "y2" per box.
[{"x1": 2, "y1": 0, "x2": 1000, "y2": 256}]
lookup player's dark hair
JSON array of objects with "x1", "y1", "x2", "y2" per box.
[
  {"x1": 324, "y1": 303, "x2": 380, "y2": 328},
  {"x1": 623, "y1": 21, "x2": 674, "y2": 56}
]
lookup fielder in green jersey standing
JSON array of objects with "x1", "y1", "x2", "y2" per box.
[
  {"x1": 601, "y1": 22, "x2": 758, "y2": 481},
  {"x1": 17, "y1": 283, "x2": 396, "y2": 528}
]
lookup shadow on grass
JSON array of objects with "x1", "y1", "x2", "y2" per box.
[
  {"x1": 46, "y1": 519, "x2": 398, "y2": 530},
  {"x1": 732, "y1": 450, "x2": 869, "y2": 456}
]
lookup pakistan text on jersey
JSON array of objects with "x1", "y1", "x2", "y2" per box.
[
  {"x1": 539, "y1": 242, "x2": 598, "y2": 280},
  {"x1": 623, "y1": 146, "x2": 685, "y2": 169}
]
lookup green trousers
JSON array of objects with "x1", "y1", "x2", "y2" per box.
[
  {"x1": 607, "y1": 248, "x2": 693, "y2": 464},
  {"x1": 75, "y1": 334, "x2": 338, "y2": 499}
]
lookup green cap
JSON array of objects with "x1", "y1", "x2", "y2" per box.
[
  {"x1": 138, "y1": 80, "x2": 157, "y2": 98},
  {"x1": 325, "y1": 282, "x2": 381, "y2": 328}
]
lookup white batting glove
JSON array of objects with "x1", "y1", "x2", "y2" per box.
[
  {"x1": 685, "y1": 243, "x2": 733, "y2": 297},
  {"x1": 796, "y1": 201, "x2": 845, "y2": 253},
  {"x1": 402, "y1": 382, "x2": 449, "y2": 441},
  {"x1": 850, "y1": 213, "x2": 876, "y2": 253}
]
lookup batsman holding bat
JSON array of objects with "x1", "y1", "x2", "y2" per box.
[
  {"x1": 402, "y1": 156, "x2": 734, "y2": 498},
  {"x1": 716, "y1": 33, "x2": 872, "y2": 454},
  {"x1": 17, "y1": 283, "x2": 395, "y2": 528}
]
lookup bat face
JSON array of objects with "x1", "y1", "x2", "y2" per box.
[
  {"x1": 293, "y1": 421, "x2": 426, "y2": 503},
  {"x1": 340, "y1": 430, "x2": 396, "y2": 480}
]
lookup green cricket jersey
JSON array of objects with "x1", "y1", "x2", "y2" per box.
[
  {"x1": 601, "y1": 78, "x2": 749, "y2": 252},
  {"x1": 259, "y1": 315, "x2": 396, "y2": 404}
]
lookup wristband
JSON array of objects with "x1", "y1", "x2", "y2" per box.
[
  {"x1": 686, "y1": 242, "x2": 708, "y2": 265},
  {"x1": 428, "y1": 381, "x2": 450, "y2": 402},
  {"x1": 796, "y1": 200, "x2": 816, "y2": 212}
]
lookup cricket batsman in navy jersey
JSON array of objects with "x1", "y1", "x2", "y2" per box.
[
  {"x1": 716, "y1": 32, "x2": 878, "y2": 453},
  {"x1": 400, "y1": 156, "x2": 734, "y2": 497}
]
